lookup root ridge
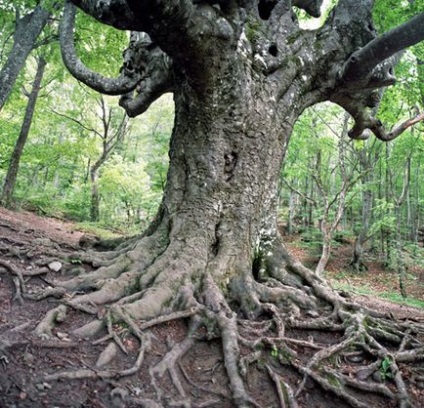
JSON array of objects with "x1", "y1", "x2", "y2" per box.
[{"x1": 13, "y1": 230, "x2": 423, "y2": 408}]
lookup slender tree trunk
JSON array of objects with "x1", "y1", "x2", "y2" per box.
[
  {"x1": 1, "y1": 57, "x2": 47, "y2": 208},
  {"x1": 287, "y1": 181, "x2": 297, "y2": 235},
  {"x1": 0, "y1": 5, "x2": 51, "y2": 110},
  {"x1": 90, "y1": 167, "x2": 100, "y2": 222},
  {"x1": 384, "y1": 143, "x2": 392, "y2": 266},
  {"x1": 394, "y1": 157, "x2": 411, "y2": 298},
  {"x1": 351, "y1": 146, "x2": 373, "y2": 272},
  {"x1": 315, "y1": 114, "x2": 351, "y2": 276},
  {"x1": 302, "y1": 175, "x2": 309, "y2": 229}
]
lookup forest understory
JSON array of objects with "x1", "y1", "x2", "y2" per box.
[{"x1": 1, "y1": 206, "x2": 424, "y2": 408}]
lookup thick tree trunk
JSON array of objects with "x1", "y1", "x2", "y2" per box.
[
  {"x1": 1, "y1": 57, "x2": 47, "y2": 208},
  {"x1": 119, "y1": 66, "x2": 300, "y2": 319},
  {"x1": 30, "y1": 3, "x2": 424, "y2": 406}
]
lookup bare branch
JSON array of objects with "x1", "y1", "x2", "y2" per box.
[
  {"x1": 59, "y1": 0, "x2": 139, "y2": 95},
  {"x1": 368, "y1": 112, "x2": 424, "y2": 142},
  {"x1": 281, "y1": 178, "x2": 316, "y2": 206},
  {"x1": 51, "y1": 109, "x2": 102, "y2": 138}
]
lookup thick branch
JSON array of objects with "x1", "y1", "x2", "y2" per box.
[
  {"x1": 59, "y1": 0, "x2": 139, "y2": 95},
  {"x1": 70, "y1": 0, "x2": 139, "y2": 30},
  {"x1": 118, "y1": 33, "x2": 173, "y2": 117},
  {"x1": 71, "y1": 0, "x2": 200, "y2": 65},
  {"x1": 342, "y1": 12, "x2": 424, "y2": 83}
]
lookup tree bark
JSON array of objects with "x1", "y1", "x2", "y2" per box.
[
  {"x1": 0, "y1": 5, "x2": 51, "y2": 111},
  {"x1": 1, "y1": 57, "x2": 47, "y2": 208},
  {"x1": 33, "y1": 2, "x2": 424, "y2": 406}
]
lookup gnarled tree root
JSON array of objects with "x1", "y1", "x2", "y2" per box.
[{"x1": 28, "y1": 232, "x2": 424, "y2": 408}]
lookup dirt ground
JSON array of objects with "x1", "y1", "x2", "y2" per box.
[{"x1": 1, "y1": 207, "x2": 423, "y2": 408}]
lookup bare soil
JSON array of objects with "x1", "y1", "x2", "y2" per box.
[{"x1": 0, "y1": 207, "x2": 423, "y2": 407}]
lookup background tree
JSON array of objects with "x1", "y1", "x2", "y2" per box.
[
  {"x1": 53, "y1": 94, "x2": 130, "y2": 221},
  {"x1": 1, "y1": 55, "x2": 47, "y2": 208},
  {"x1": 0, "y1": 0, "x2": 58, "y2": 110},
  {"x1": 6, "y1": 1, "x2": 424, "y2": 407}
]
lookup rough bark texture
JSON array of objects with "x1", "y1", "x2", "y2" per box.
[{"x1": 21, "y1": 1, "x2": 424, "y2": 407}]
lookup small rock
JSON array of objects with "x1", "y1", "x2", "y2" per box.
[
  {"x1": 48, "y1": 261, "x2": 62, "y2": 272},
  {"x1": 96, "y1": 342, "x2": 118, "y2": 368},
  {"x1": 23, "y1": 351, "x2": 35, "y2": 365},
  {"x1": 346, "y1": 354, "x2": 363, "y2": 364},
  {"x1": 56, "y1": 332, "x2": 69, "y2": 340},
  {"x1": 35, "y1": 383, "x2": 47, "y2": 391}
]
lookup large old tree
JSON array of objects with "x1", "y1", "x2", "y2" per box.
[{"x1": 27, "y1": 0, "x2": 424, "y2": 406}]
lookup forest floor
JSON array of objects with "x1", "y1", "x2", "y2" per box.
[{"x1": 0, "y1": 207, "x2": 423, "y2": 408}]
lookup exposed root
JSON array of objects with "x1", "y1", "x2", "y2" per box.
[
  {"x1": 150, "y1": 335, "x2": 195, "y2": 398},
  {"x1": 24, "y1": 229, "x2": 423, "y2": 408},
  {"x1": 42, "y1": 332, "x2": 151, "y2": 382},
  {"x1": 266, "y1": 365, "x2": 298, "y2": 408},
  {"x1": 179, "y1": 362, "x2": 230, "y2": 400},
  {"x1": 95, "y1": 342, "x2": 119, "y2": 367},
  {"x1": 34, "y1": 304, "x2": 67, "y2": 338},
  {"x1": 0, "y1": 259, "x2": 25, "y2": 303}
]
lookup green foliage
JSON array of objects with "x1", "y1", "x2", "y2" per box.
[
  {"x1": 373, "y1": 0, "x2": 424, "y2": 32},
  {"x1": 270, "y1": 345, "x2": 293, "y2": 364},
  {"x1": 379, "y1": 356, "x2": 393, "y2": 381},
  {"x1": 245, "y1": 16, "x2": 263, "y2": 44},
  {"x1": 74, "y1": 10, "x2": 128, "y2": 78},
  {"x1": 99, "y1": 154, "x2": 160, "y2": 231}
]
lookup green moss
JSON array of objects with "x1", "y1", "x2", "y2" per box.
[
  {"x1": 286, "y1": 31, "x2": 302, "y2": 45},
  {"x1": 245, "y1": 18, "x2": 264, "y2": 44},
  {"x1": 327, "y1": 373, "x2": 342, "y2": 388},
  {"x1": 269, "y1": 345, "x2": 293, "y2": 364}
]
